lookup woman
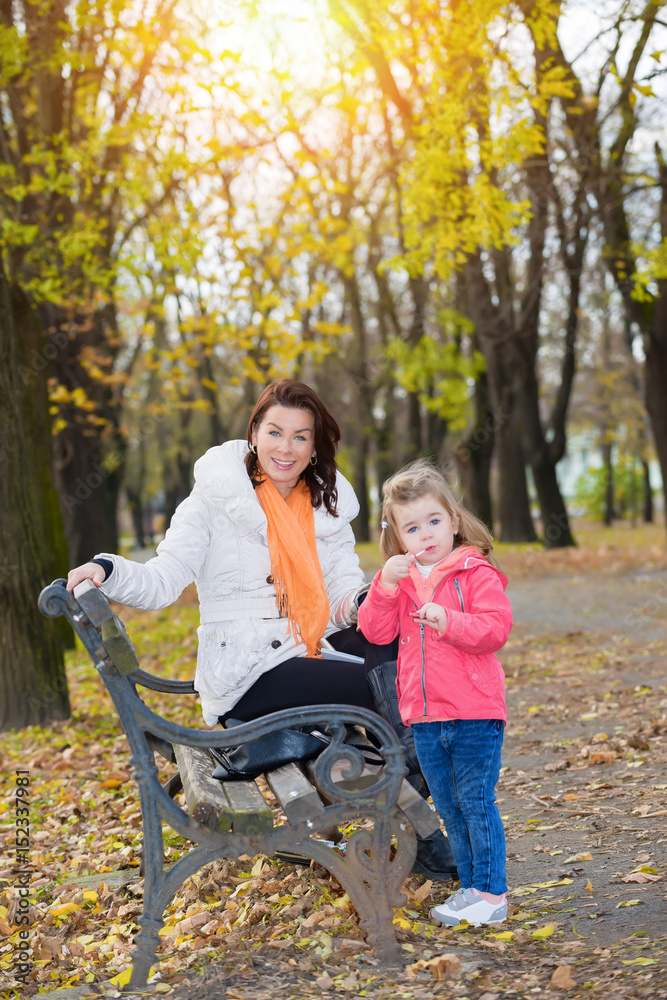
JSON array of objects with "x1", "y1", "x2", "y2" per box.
[{"x1": 66, "y1": 379, "x2": 456, "y2": 878}]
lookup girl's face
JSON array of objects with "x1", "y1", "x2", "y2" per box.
[
  {"x1": 394, "y1": 493, "x2": 459, "y2": 565},
  {"x1": 252, "y1": 404, "x2": 316, "y2": 498}
]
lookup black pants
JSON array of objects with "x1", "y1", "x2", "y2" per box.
[{"x1": 220, "y1": 627, "x2": 396, "y2": 723}]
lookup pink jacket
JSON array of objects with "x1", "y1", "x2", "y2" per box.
[{"x1": 358, "y1": 548, "x2": 512, "y2": 725}]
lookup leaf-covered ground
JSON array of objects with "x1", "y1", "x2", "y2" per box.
[{"x1": 2, "y1": 522, "x2": 667, "y2": 998}]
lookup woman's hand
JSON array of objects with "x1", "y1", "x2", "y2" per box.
[
  {"x1": 380, "y1": 554, "x2": 415, "y2": 589},
  {"x1": 66, "y1": 562, "x2": 106, "y2": 594},
  {"x1": 410, "y1": 602, "x2": 448, "y2": 633}
]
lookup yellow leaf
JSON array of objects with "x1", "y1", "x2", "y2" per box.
[
  {"x1": 50, "y1": 903, "x2": 81, "y2": 916},
  {"x1": 108, "y1": 968, "x2": 133, "y2": 988},
  {"x1": 492, "y1": 930, "x2": 514, "y2": 940},
  {"x1": 617, "y1": 899, "x2": 641, "y2": 907},
  {"x1": 83, "y1": 890, "x2": 98, "y2": 902},
  {"x1": 108, "y1": 964, "x2": 157, "y2": 987},
  {"x1": 100, "y1": 779, "x2": 122, "y2": 789},
  {"x1": 393, "y1": 916, "x2": 412, "y2": 930},
  {"x1": 564, "y1": 852, "x2": 593, "y2": 863},
  {"x1": 250, "y1": 857, "x2": 265, "y2": 877},
  {"x1": 531, "y1": 924, "x2": 555, "y2": 939},
  {"x1": 622, "y1": 957, "x2": 658, "y2": 966},
  {"x1": 585, "y1": 880, "x2": 594, "y2": 893}
]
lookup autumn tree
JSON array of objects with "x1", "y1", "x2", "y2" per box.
[{"x1": 0, "y1": 0, "x2": 244, "y2": 565}]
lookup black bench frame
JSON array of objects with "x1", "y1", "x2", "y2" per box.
[{"x1": 38, "y1": 579, "x2": 436, "y2": 989}]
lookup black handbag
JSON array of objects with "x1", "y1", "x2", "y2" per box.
[{"x1": 209, "y1": 720, "x2": 331, "y2": 781}]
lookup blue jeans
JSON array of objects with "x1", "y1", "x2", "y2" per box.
[{"x1": 412, "y1": 719, "x2": 507, "y2": 895}]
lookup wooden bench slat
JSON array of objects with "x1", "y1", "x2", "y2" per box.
[
  {"x1": 266, "y1": 762, "x2": 326, "y2": 825},
  {"x1": 221, "y1": 776, "x2": 273, "y2": 833},
  {"x1": 174, "y1": 744, "x2": 234, "y2": 833}
]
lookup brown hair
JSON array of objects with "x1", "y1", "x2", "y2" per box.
[
  {"x1": 245, "y1": 380, "x2": 341, "y2": 516},
  {"x1": 380, "y1": 459, "x2": 497, "y2": 566}
]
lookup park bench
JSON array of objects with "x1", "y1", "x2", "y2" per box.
[{"x1": 38, "y1": 579, "x2": 440, "y2": 989}]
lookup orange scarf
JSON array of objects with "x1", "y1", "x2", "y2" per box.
[{"x1": 254, "y1": 473, "x2": 330, "y2": 657}]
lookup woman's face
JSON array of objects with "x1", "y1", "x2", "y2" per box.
[{"x1": 252, "y1": 405, "x2": 316, "y2": 498}]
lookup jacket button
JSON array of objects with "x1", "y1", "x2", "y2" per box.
[
  {"x1": 266, "y1": 576, "x2": 273, "y2": 584},
  {"x1": 471, "y1": 672, "x2": 478, "y2": 680},
  {"x1": 271, "y1": 640, "x2": 281, "y2": 649}
]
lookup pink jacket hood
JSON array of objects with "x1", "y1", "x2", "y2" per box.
[{"x1": 358, "y1": 548, "x2": 512, "y2": 724}]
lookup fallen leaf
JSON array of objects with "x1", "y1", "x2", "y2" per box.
[
  {"x1": 550, "y1": 964, "x2": 577, "y2": 989},
  {"x1": 531, "y1": 924, "x2": 555, "y2": 939},
  {"x1": 617, "y1": 899, "x2": 642, "y2": 907},
  {"x1": 621, "y1": 872, "x2": 662, "y2": 883},
  {"x1": 622, "y1": 957, "x2": 658, "y2": 966},
  {"x1": 564, "y1": 852, "x2": 593, "y2": 863},
  {"x1": 590, "y1": 751, "x2": 616, "y2": 764},
  {"x1": 584, "y1": 880, "x2": 594, "y2": 893},
  {"x1": 406, "y1": 953, "x2": 461, "y2": 980},
  {"x1": 413, "y1": 879, "x2": 433, "y2": 904}
]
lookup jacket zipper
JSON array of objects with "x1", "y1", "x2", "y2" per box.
[{"x1": 417, "y1": 569, "x2": 465, "y2": 716}]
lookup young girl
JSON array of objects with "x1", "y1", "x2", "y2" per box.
[{"x1": 358, "y1": 460, "x2": 512, "y2": 927}]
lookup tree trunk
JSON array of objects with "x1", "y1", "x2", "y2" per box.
[
  {"x1": 643, "y1": 152, "x2": 667, "y2": 527},
  {"x1": 0, "y1": 263, "x2": 70, "y2": 730},
  {"x1": 602, "y1": 441, "x2": 614, "y2": 527},
  {"x1": 642, "y1": 460, "x2": 653, "y2": 524},
  {"x1": 39, "y1": 302, "x2": 125, "y2": 565},
  {"x1": 521, "y1": 366, "x2": 576, "y2": 548},
  {"x1": 452, "y1": 368, "x2": 495, "y2": 532},
  {"x1": 462, "y1": 256, "x2": 536, "y2": 542},
  {"x1": 496, "y1": 402, "x2": 537, "y2": 543}
]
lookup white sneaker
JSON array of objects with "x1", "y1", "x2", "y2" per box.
[{"x1": 430, "y1": 887, "x2": 507, "y2": 927}]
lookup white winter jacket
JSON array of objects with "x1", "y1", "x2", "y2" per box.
[{"x1": 96, "y1": 440, "x2": 366, "y2": 725}]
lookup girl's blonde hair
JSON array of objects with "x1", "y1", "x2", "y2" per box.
[{"x1": 380, "y1": 459, "x2": 497, "y2": 566}]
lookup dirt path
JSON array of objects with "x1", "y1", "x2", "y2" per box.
[{"x1": 502, "y1": 569, "x2": 667, "y2": 949}]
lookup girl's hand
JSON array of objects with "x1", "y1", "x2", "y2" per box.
[
  {"x1": 66, "y1": 562, "x2": 106, "y2": 594},
  {"x1": 410, "y1": 602, "x2": 448, "y2": 633},
  {"x1": 380, "y1": 554, "x2": 415, "y2": 588}
]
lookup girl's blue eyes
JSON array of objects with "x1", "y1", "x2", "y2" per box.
[
  {"x1": 407, "y1": 519, "x2": 441, "y2": 533},
  {"x1": 268, "y1": 431, "x2": 306, "y2": 440}
]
